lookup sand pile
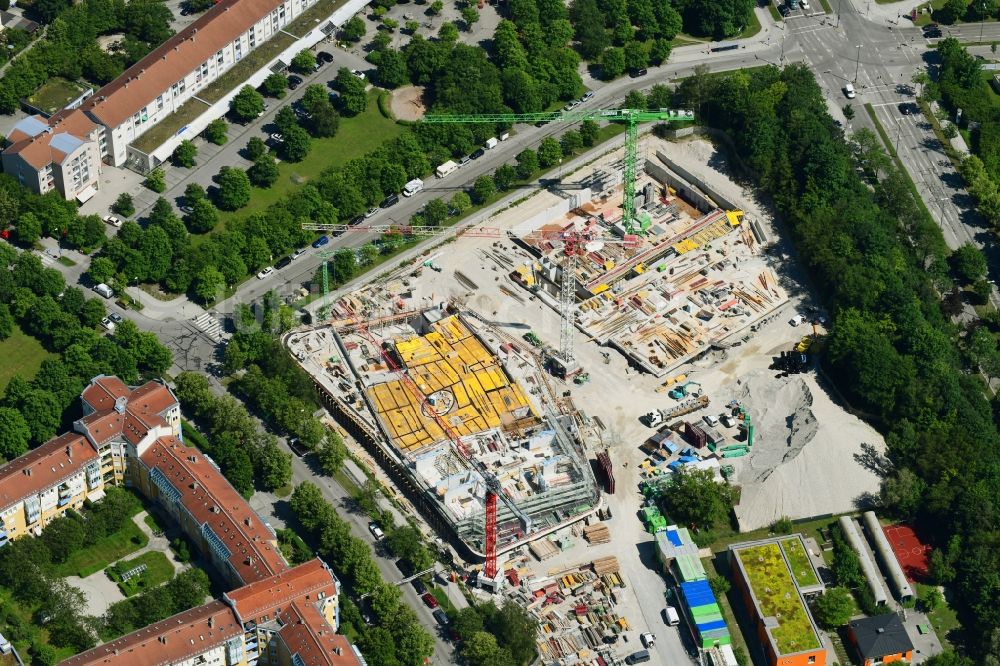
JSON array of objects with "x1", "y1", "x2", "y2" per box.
[{"x1": 727, "y1": 371, "x2": 885, "y2": 530}]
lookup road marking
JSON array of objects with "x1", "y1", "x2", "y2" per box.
[{"x1": 191, "y1": 313, "x2": 225, "y2": 343}]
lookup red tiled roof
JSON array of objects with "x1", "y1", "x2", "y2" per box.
[
  {"x1": 73, "y1": 0, "x2": 285, "y2": 130},
  {"x1": 226, "y1": 559, "x2": 336, "y2": 623},
  {"x1": 0, "y1": 433, "x2": 96, "y2": 511},
  {"x1": 278, "y1": 602, "x2": 362, "y2": 666},
  {"x1": 141, "y1": 437, "x2": 287, "y2": 584},
  {"x1": 80, "y1": 376, "x2": 130, "y2": 411},
  {"x1": 59, "y1": 600, "x2": 241, "y2": 666},
  {"x1": 77, "y1": 378, "x2": 176, "y2": 446}
]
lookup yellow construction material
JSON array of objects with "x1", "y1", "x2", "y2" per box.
[
  {"x1": 366, "y1": 316, "x2": 536, "y2": 453},
  {"x1": 726, "y1": 209, "x2": 745, "y2": 227}
]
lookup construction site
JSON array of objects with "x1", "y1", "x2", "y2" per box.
[{"x1": 286, "y1": 131, "x2": 887, "y2": 665}]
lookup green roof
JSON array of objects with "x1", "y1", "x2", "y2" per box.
[
  {"x1": 780, "y1": 537, "x2": 819, "y2": 588},
  {"x1": 736, "y1": 543, "x2": 821, "y2": 655}
]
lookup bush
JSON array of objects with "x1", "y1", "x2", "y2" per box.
[
  {"x1": 112, "y1": 192, "x2": 135, "y2": 217},
  {"x1": 144, "y1": 168, "x2": 166, "y2": 193},
  {"x1": 171, "y1": 140, "x2": 197, "y2": 167},
  {"x1": 204, "y1": 118, "x2": 228, "y2": 145}
]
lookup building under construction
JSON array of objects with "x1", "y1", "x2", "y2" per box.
[{"x1": 287, "y1": 308, "x2": 600, "y2": 557}]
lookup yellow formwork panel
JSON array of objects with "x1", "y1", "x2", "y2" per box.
[{"x1": 476, "y1": 368, "x2": 497, "y2": 392}]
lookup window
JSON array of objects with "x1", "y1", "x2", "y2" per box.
[
  {"x1": 156, "y1": 94, "x2": 164, "y2": 111},
  {"x1": 807, "y1": 658, "x2": 816, "y2": 665},
  {"x1": 234, "y1": 39, "x2": 242, "y2": 61},
  {"x1": 249, "y1": 27, "x2": 256, "y2": 48},
  {"x1": 216, "y1": 49, "x2": 224, "y2": 66}
]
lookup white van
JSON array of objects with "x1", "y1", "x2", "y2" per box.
[
  {"x1": 484, "y1": 137, "x2": 499, "y2": 149},
  {"x1": 94, "y1": 283, "x2": 114, "y2": 299},
  {"x1": 402, "y1": 178, "x2": 424, "y2": 197},
  {"x1": 664, "y1": 606, "x2": 680, "y2": 626}
]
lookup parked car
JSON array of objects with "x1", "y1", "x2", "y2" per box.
[
  {"x1": 629, "y1": 68, "x2": 648, "y2": 78},
  {"x1": 412, "y1": 578, "x2": 427, "y2": 595},
  {"x1": 312, "y1": 235, "x2": 330, "y2": 248},
  {"x1": 103, "y1": 214, "x2": 123, "y2": 227},
  {"x1": 563, "y1": 100, "x2": 579, "y2": 111},
  {"x1": 778, "y1": 5, "x2": 791, "y2": 16},
  {"x1": 458, "y1": 156, "x2": 472, "y2": 167},
  {"x1": 843, "y1": 83, "x2": 856, "y2": 99},
  {"x1": 640, "y1": 633, "x2": 656, "y2": 648},
  {"x1": 351, "y1": 69, "x2": 366, "y2": 80},
  {"x1": 368, "y1": 522, "x2": 385, "y2": 540},
  {"x1": 381, "y1": 194, "x2": 399, "y2": 208},
  {"x1": 421, "y1": 593, "x2": 439, "y2": 609},
  {"x1": 287, "y1": 437, "x2": 309, "y2": 457},
  {"x1": 256, "y1": 267, "x2": 274, "y2": 280},
  {"x1": 287, "y1": 74, "x2": 303, "y2": 90},
  {"x1": 365, "y1": 207, "x2": 379, "y2": 218},
  {"x1": 100, "y1": 317, "x2": 115, "y2": 332},
  {"x1": 799, "y1": 0, "x2": 810, "y2": 9},
  {"x1": 109, "y1": 312, "x2": 124, "y2": 325},
  {"x1": 269, "y1": 132, "x2": 284, "y2": 143},
  {"x1": 470, "y1": 148, "x2": 485, "y2": 160},
  {"x1": 581, "y1": 90, "x2": 595, "y2": 101},
  {"x1": 433, "y1": 609, "x2": 449, "y2": 626},
  {"x1": 349, "y1": 215, "x2": 364, "y2": 226},
  {"x1": 275, "y1": 256, "x2": 292, "y2": 269},
  {"x1": 317, "y1": 50, "x2": 334, "y2": 64}
]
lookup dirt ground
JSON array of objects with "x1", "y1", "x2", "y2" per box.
[{"x1": 390, "y1": 85, "x2": 427, "y2": 121}]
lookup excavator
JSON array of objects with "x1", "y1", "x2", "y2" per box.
[{"x1": 668, "y1": 381, "x2": 702, "y2": 401}]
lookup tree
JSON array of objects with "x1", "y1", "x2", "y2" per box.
[
  {"x1": 919, "y1": 586, "x2": 943, "y2": 613},
  {"x1": 661, "y1": 468, "x2": 735, "y2": 530},
  {"x1": 516, "y1": 149, "x2": 539, "y2": 179},
  {"x1": 204, "y1": 118, "x2": 228, "y2": 145},
  {"x1": 843, "y1": 104, "x2": 855, "y2": 122},
  {"x1": 229, "y1": 85, "x2": 265, "y2": 122},
  {"x1": 0, "y1": 303, "x2": 12, "y2": 341},
  {"x1": 952, "y1": 242, "x2": 987, "y2": 283},
  {"x1": 215, "y1": 167, "x2": 252, "y2": 211},
  {"x1": 429, "y1": 0, "x2": 443, "y2": 14},
  {"x1": 450, "y1": 191, "x2": 472, "y2": 215},
  {"x1": 172, "y1": 140, "x2": 198, "y2": 167},
  {"x1": 245, "y1": 136, "x2": 268, "y2": 161},
  {"x1": 580, "y1": 119, "x2": 600, "y2": 146},
  {"x1": 938, "y1": 0, "x2": 967, "y2": 23},
  {"x1": 334, "y1": 68, "x2": 368, "y2": 116},
  {"x1": 310, "y1": 105, "x2": 341, "y2": 138},
  {"x1": 600, "y1": 47, "x2": 626, "y2": 79},
  {"x1": 112, "y1": 192, "x2": 135, "y2": 217},
  {"x1": 194, "y1": 266, "x2": 225, "y2": 302},
  {"x1": 811, "y1": 587, "x2": 855, "y2": 628},
  {"x1": 439, "y1": 20, "x2": 459, "y2": 41},
  {"x1": 570, "y1": 0, "x2": 610, "y2": 59},
  {"x1": 560, "y1": 130, "x2": 583, "y2": 156},
  {"x1": 317, "y1": 430, "x2": 348, "y2": 475},
  {"x1": 258, "y1": 440, "x2": 292, "y2": 491},
  {"x1": 262, "y1": 72, "x2": 288, "y2": 98},
  {"x1": 248, "y1": 155, "x2": 280, "y2": 188},
  {"x1": 302, "y1": 84, "x2": 329, "y2": 114},
  {"x1": 281, "y1": 125, "x2": 312, "y2": 162},
  {"x1": 88, "y1": 257, "x2": 117, "y2": 285},
  {"x1": 186, "y1": 199, "x2": 218, "y2": 233},
  {"x1": 21, "y1": 389, "x2": 62, "y2": 444},
  {"x1": 341, "y1": 16, "x2": 366, "y2": 41},
  {"x1": 880, "y1": 467, "x2": 926, "y2": 518},
  {"x1": 66, "y1": 215, "x2": 105, "y2": 252},
  {"x1": 0, "y1": 407, "x2": 30, "y2": 461},
  {"x1": 463, "y1": 632, "x2": 514, "y2": 666},
  {"x1": 291, "y1": 49, "x2": 317, "y2": 74},
  {"x1": 461, "y1": 6, "x2": 479, "y2": 29},
  {"x1": 708, "y1": 574, "x2": 731, "y2": 597},
  {"x1": 377, "y1": 49, "x2": 409, "y2": 88},
  {"x1": 538, "y1": 137, "x2": 562, "y2": 167},
  {"x1": 423, "y1": 198, "x2": 449, "y2": 226},
  {"x1": 623, "y1": 40, "x2": 650, "y2": 72},
  {"x1": 405, "y1": 19, "x2": 419, "y2": 33},
  {"x1": 381, "y1": 17, "x2": 399, "y2": 31},
  {"x1": 493, "y1": 164, "x2": 518, "y2": 191},
  {"x1": 144, "y1": 168, "x2": 166, "y2": 193},
  {"x1": 472, "y1": 175, "x2": 496, "y2": 204}
]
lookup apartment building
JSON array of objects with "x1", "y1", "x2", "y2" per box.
[
  {"x1": 0, "y1": 374, "x2": 363, "y2": 665},
  {"x1": 2, "y1": 0, "x2": 329, "y2": 200},
  {"x1": 0, "y1": 376, "x2": 179, "y2": 546}
]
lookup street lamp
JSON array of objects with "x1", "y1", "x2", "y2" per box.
[{"x1": 854, "y1": 44, "x2": 862, "y2": 83}]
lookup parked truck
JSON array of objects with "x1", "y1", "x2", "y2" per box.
[{"x1": 641, "y1": 395, "x2": 711, "y2": 428}]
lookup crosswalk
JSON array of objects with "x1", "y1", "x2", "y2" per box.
[
  {"x1": 35, "y1": 250, "x2": 57, "y2": 267},
  {"x1": 191, "y1": 313, "x2": 225, "y2": 343}
]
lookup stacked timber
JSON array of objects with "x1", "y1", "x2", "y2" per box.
[{"x1": 583, "y1": 523, "x2": 610, "y2": 544}]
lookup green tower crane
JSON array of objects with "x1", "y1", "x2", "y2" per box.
[{"x1": 423, "y1": 108, "x2": 695, "y2": 235}]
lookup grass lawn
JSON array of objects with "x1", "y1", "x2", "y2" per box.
[
  {"x1": 734, "y1": 543, "x2": 821, "y2": 654},
  {"x1": 706, "y1": 557, "x2": 752, "y2": 659},
  {"x1": 57, "y1": 256, "x2": 77, "y2": 267},
  {"x1": 0, "y1": 589, "x2": 76, "y2": 662},
  {"x1": 737, "y1": 9, "x2": 762, "y2": 38},
  {"x1": 182, "y1": 419, "x2": 210, "y2": 449},
  {"x1": 916, "y1": 583, "x2": 961, "y2": 649},
  {"x1": 53, "y1": 519, "x2": 148, "y2": 578},
  {"x1": 143, "y1": 512, "x2": 165, "y2": 534},
  {"x1": 200, "y1": 33, "x2": 296, "y2": 104},
  {"x1": 26, "y1": 77, "x2": 90, "y2": 115},
  {"x1": 0, "y1": 324, "x2": 55, "y2": 392},
  {"x1": 430, "y1": 585, "x2": 458, "y2": 616},
  {"x1": 768, "y1": 3, "x2": 783, "y2": 20},
  {"x1": 780, "y1": 536, "x2": 819, "y2": 587},
  {"x1": 106, "y1": 551, "x2": 174, "y2": 597},
  {"x1": 818, "y1": 0, "x2": 833, "y2": 13},
  {"x1": 213, "y1": 90, "x2": 403, "y2": 230},
  {"x1": 707, "y1": 516, "x2": 838, "y2": 564}
]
